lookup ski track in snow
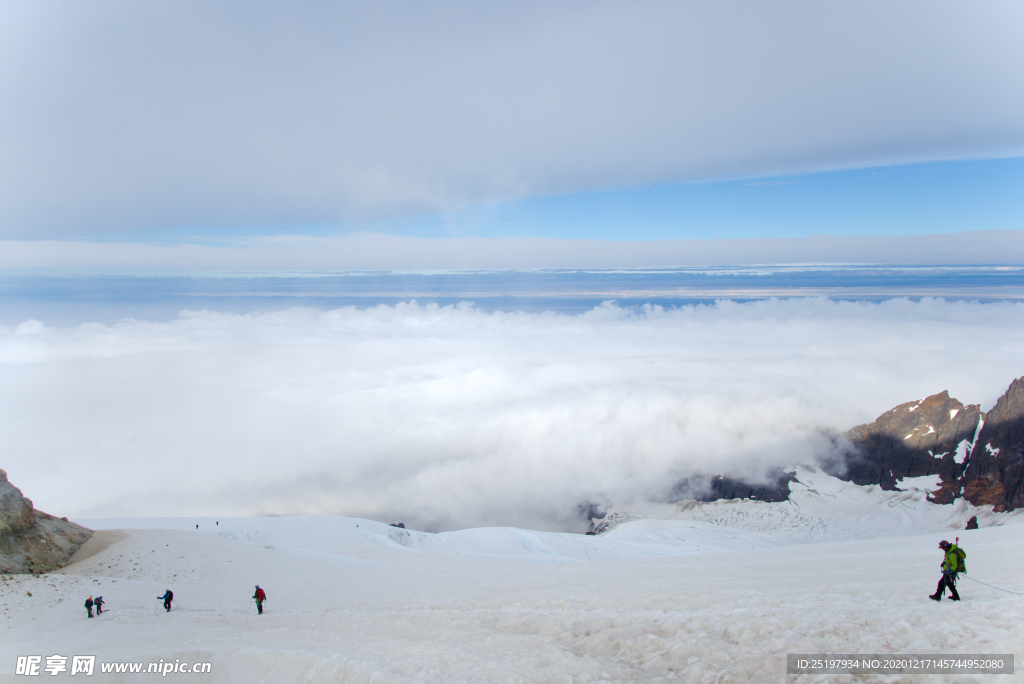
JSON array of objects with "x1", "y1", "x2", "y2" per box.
[{"x1": 2, "y1": 470, "x2": 1023, "y2": 684}]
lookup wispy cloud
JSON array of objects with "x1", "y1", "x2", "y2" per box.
[{"x1": 2, "y1": 231, "x2": 1023, "y2": 273}]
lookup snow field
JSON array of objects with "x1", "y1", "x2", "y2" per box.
[
  {"x1": 2, "y1": 511, "x2": 1022, "y2": 684},
  {"x1": 602, "y1": 466, "x2": 1024, "y2": 541}
]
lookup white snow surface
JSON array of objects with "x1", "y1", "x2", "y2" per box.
[
  {"x1": 955, "y1": 439, "x2": 971, "y2": 465},
  {"x1": 3, "y1": 469, "x2": 1023, "y2": 684},
  {"x1": 596, "y1": 467, "x2": 1023, "y2": 541},
  {"x1": 897, "y1": 474, "x2": 943, "y2": 493}
]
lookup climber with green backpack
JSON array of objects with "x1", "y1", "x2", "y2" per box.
[{"x1": 929, "y1": 538, "x2": 966, "y2": 602}]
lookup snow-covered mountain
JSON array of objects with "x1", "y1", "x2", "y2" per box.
[
  {"x1": 843, "y1": 376, "x2": 1024, "y2": 513},
  {"x1": 592, "y1": 465, "x2": 1024, "y2": 538},
  {"x1": 605, "y1": 375, "x2": 1024, "y2": 535},
  {"x1": 4, "y1": 379, "x2": 1023, "y2": 681},
  {"x1": 2, "y1": 471, "x2": 1021, "y2": 684}
]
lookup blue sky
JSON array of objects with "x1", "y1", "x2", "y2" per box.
[
  {"x1": 501, "y1": 157, "x2": 1024, "y2": 241},
  {"x1": 337, "y1": 157, "x2": 1024, "y2": 242},
  {"x1": 72, "y1": 156, "x2": 1024, "y2": 247}
]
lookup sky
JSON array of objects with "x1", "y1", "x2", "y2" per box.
[
  {"x1": 1, "y1": 0, "x2": 1022, "y2": 263},
  {"x1": 2, "y1": 2, "x2": 1024, "y2": 529}
]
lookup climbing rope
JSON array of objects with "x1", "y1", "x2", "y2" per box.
[
  {"x1": 962, "y1": 575, "x2": 1024, "y2": 596},
  {"x1": 168, "y1": 597, "x2": 254, "y2": 614}
]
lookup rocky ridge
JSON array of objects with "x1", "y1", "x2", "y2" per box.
[
  {"x1": 587, "y1": 375, "x2": 1024, "y2": 532},
  {"x1": 962, "y1": 377, "x2": 1024, "y2": 512},
  {"x1": 843, "y1": 390, "x2": 983, "y2": 504},
  {"x1": 0, "y1": 469, "x2": 92, "y2": 574},
  {"x1": 843, "y1": 377, "x2": 1024, "y2": 512}
]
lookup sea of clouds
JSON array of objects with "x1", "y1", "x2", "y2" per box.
[{"x1": 2, "y1": 297, "x2": 1022, "y2": 532}]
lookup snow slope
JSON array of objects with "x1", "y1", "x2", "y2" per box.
[
  {"x1": 2, "y1": 472, "x2": 1023, "y2": 684},
  {"x1": 596, "y1": 466, "x2": 1024, "y2": 540}
]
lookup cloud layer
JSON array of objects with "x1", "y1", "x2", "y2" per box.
[
  {"x1": 2, "y1": 1, "x2": 1023, "y2": 237},
  {"x1": 2, "y1": 298, "x2": 1022, "y2": 531},
  {"x1": 3, "y1": 230, "x2": 1024, "y2": 272}
]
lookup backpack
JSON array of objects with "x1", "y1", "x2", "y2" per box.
[
  {"x1": 954, "y1": 547, "x2": 966, "y2": 573},
  {"x1": 166, "y1": 591, "x2": 173, "y2": 601}
]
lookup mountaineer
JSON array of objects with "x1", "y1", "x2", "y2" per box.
[
  {"x1": 929, "y1": 539, "x2": 965, "y2": 602},
  {"x1": 158, "y1": 589, "x2": 174, "y2": 612},
  {"x1": 253, "y1": 585, "x2": 267, "y2": 615}
]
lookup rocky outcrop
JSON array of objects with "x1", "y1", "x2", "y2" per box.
[
  {"x1": 841, "y1": 378, "x2": 1024, "y2": 511},
  {"x1": 844, "y1": 390, "x2": 982, "y2": 503},
  {"x1": 0, "y1": 469, "x2": 36, "y2": 537},
  {"x1": 961, "y1": 377, "x2": 1024, "y2": 512},
  {"x1": 673, "y1": 471, "x2": 797, "y2": 504},
  {"x1": 0, "y1": 469, "x2": 92, "y2": 574}
]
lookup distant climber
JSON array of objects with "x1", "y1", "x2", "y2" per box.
[
  {"x1": 158, "y1": 589, "x2": 173, "y2": 612},
  {"x1": 94, "y1": 596, "x2": 104, "y2": 615},
  {"x1": 196, "y1": 524, "x2": 199, "y2": 529},
  {"x1": 253, "y1": 585, "x2": 266, "y2": 615},
  {"x1": 929, "y1": 539, "x2": 964, "y2": 602},
  {"x1": 85, "y1": 596, "x2": 94, "y2": 618}
]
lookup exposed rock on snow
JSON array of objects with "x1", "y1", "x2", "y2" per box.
[
  {"x1": 848, "y1": 376, "x2": 1024, "y2": 512},
  {"x1": 597, "y1": 465, "x2": 1024, "y2": 540},
  {"x1": 0, "y1": 469, "x2": 92, "y2": 574},
  {"x1": 962, "y1": 376, "x2": 1024, "y2": 512},
  {"x1": 844, "y1": 389, "x2": 982, "y2": 503},
  {"x1": 684, "y1": 471, "x2": 796, "y2": 504}
]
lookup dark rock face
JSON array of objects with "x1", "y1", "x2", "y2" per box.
[
  {"x1": 826, "y1": 377, "x2": 1024, "y2": 511},
  {"x1": 965, "y1": 515, "x2": 978, "y2": 530},
  {"x1": 689, "y1": 471, "x2": 797, "y2": 503},
  {"x1": 962, "y1": 377, "x2": 1024, "y2": 512},
  {"x1": 664, "y1": 470, "x2": 796, "y2": 511},
  {"x1": 844, "y1": 390, "x2": 982, "y2": 503},
  {"x1": 0, "y1": 469, "x2": 92, "y2": 574}
]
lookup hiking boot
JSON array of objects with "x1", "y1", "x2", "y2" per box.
[
  {"x1": 929, "y1": 593, "x2": 941, "y2": 601},
  {"x1": 950, "y1": 595, "x2": 960, "y2": 601}
]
